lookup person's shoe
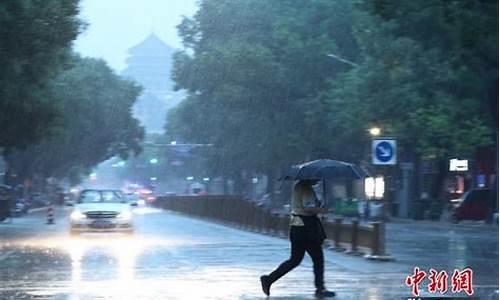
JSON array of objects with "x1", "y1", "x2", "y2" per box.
[
  {"x1": 260, "y1": 275, "x2": 271, "y2": 296},
  {"x1": 315, "y1": 288, "x2": 336, "y2": 298}
]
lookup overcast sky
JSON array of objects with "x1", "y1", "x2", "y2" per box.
[{"x1": 73, "y1": 0, "x2": 198, "y2": 72}]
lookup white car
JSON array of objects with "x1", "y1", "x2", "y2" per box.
[{"x1": 69, "y1": 189, "x2": 136, "y2": 235}]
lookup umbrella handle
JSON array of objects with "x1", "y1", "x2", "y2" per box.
[{"x1": 322, "y1": 179, "x2": 327, "y2": 208}]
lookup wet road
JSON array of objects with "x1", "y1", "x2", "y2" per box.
[
  {"x1": 386, "y1": 218, "x2": 499, "y2": 291},
  {"x1": 0, "y1": 207, "x2": 497, "y2": 299}
]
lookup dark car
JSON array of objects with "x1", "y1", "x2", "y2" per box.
[{"x1": 452, "y1": 188, "x2": 496, "y2": 223}]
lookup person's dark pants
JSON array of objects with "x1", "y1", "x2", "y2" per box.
[{"x1": 267, "y1": 225, "x2": 325, "y2": 290}]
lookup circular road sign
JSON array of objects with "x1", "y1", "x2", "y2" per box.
[{"x1": 372, "y1": 139, "x2": 397, "y2": 165}]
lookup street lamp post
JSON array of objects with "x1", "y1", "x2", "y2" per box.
[
  {"x1": 366, "y1": 127, "x2": 381, "y2": 219},
  {"x1": 368, "y1": 127, "x2": 397, "y2": 222},
  {"x1": 366, "y1": 126, "x2": 389, "y2": 221},
  {"x1": 326, "y1": 53, "x2": 359, "y2": 67},
  {"x1": 143, "y1": 142, "x2": 214, "y2": 148}
]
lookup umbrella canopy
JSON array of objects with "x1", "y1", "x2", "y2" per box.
[{"x1": 280, "y1": 159, "x2": 368, "y2": 181}]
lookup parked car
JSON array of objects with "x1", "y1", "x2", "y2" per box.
[
  {"x1": 125, "y1": 193, "x2": 146, "y2": 206},
  {"x1": 69, "y1": 189, "x2": 136, "y2": 235},
  {"x1": 451, "y1": 188, "x2": 495, "y2": 223}
]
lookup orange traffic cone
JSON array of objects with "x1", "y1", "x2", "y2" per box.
[{"x1": 46, "y1": 203, "x2": 54, "y2": 224}]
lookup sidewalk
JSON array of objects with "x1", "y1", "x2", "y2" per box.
[{"x1": 328, "y1": 214, "x2": 497, "y2": 230}]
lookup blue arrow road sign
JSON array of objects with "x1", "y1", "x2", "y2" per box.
[
  {"x1": 376, "y1": 141, "x2": 393, "y2": 162},
  {"x1": 372, "y1": 139, "x2": 397, "y2": 165}
]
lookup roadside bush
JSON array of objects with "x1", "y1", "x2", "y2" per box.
[{"x1": 333, "y1": 197, "x2": 360, "y2": 217}]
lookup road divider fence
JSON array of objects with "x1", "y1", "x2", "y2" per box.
[{"x1": 155, "y1": 196, "x2": 393, "y2": 261}]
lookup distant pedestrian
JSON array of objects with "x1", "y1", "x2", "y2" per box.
[{"x1": 260, "y1": 179, "x2": 335, "y2": 298}]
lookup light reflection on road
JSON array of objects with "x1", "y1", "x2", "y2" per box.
[
  {"x1": 7, "y1": 233, "x2": 193, "y2": 299},
  {"x1": 2, "y1": 227, "x2": 263, "y2": 299},
  {"x1": 62, "y1": 235, "x2": 258, "y2": 299},
  {"x1": 68, "y1": 236, "x2": 150, "y2": 299},
  {"x1": 132, "y1": 206, "x2": 163, "y2": 215},
  {"x1": 448, "y1": 231, "x2": 467, "y2": 270},
  {"x1": 2, "y1": 208, "x2": 495, "y2": 299}
]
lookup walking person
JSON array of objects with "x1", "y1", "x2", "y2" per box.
[{"x1": 260, "y1": 179, "x2": 335, "y2": 298}]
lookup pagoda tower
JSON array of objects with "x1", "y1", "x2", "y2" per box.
[{"x1": 122, "y1": 33, "x2": 182, "y2": 133}]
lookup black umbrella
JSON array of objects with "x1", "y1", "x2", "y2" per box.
[
  {"x1": 279, "y1": 159, "x2": 368, "y2": 207},
  {"x1": 280, "y1": 159, "x2": 367, "y2": 181}
]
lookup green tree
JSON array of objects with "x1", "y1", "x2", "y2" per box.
[
  {"x1": 5, "y1": 56, "x2": 144, "y2": 186},
  {"x1": 321, "y1": 0, "x2": 497, "y2": 197},
  {"x1": 362, "y1": 0, "x2": 498, "y2": 130},
  {"x1": 167, "y1": 0, "x2": 497, "y2": 200},
  {"x1": 168, "y1": 0, "x2": 360, "y2": 195},
  {"x1": 0, "y1": 0, "x2": 83, "y2": 150}
]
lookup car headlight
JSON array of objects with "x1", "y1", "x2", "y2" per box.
[
  {"x1": 70, "y1": 211, "x2": 86, "y2": 220},
  {"x1": 118, "y1": 211, "x2": 132, "y2": 221}
]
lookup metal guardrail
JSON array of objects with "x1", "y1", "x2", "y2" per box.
[{"x1": 155, "y1": 196, "x2": 393, "y2": 261}]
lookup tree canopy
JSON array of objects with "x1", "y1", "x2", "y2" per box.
[
  {"x1": 5, "y1": 56, "x2": 144, "y2": 185},
  {"x1": 0, "y1": 0, "x2": 83, "y2": 150},
  {"x1": 167, "y1": 0, "x2": 497, "y2": 197},
  {"x1": 168, "y1": 0, "x2": 360, "y2": 190}
]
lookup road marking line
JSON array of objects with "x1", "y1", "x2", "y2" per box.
[{"x1": 29, "y1": 207, "x2": 49, "y2": 213}]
